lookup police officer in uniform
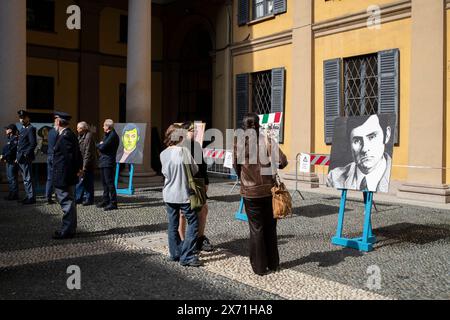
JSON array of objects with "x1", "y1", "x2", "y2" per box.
[
  {"x1": 45, "y1": 126, "x2": 58, "y2": 204},
  {"x1": 1, "y1": 124, "x2": 19, "y2": 200},
  {"x1": 16, "y1": 110, "x2": 37, "y2": 205},
  {"x1": 52, "y1": 112, "x2": 82, "y2": 240}
]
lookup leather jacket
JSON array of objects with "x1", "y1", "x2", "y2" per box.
[
  {"x1": 234, "y1": 132, "x2": 288, "y2": 199},
  {"x1": 78, "y1": 131, "x2": 97, "y2": 171}
]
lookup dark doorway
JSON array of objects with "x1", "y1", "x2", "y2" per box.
[{"x1": 178, "y1": 26, "x2": 213, "y2": 128}]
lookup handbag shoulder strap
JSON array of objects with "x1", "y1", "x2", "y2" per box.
[{"x1": 181, "y1": 147, "x2": 194, "y2": 183}]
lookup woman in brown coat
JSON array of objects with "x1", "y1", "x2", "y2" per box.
[{"x1": 234, "y1": 113, "x2": 288, "y2": 275}]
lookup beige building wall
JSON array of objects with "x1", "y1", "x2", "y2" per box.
[
  {"x1": 99, "y1": 7, "x2": 128, "y2": 56},
  {"x1": 99, "y1": 66, "x2": 126, "y2": 126},
  {"x1": 314, "y1": 0, "x2": 400, "y2": 23}
]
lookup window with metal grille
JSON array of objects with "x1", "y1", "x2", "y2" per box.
[
  {"x1": 27, "y1": 0, "x2": 55, "y2": 32},
  {"x1": 119, "y1": 15, "x2": 128, "y2": 43},
  {"x1": 27, "y1": 75, "x2": 54, "y2": 110},
  {"x1": 253, "y1": 0, "x2": 274, "y2": 20},
  {"x1": 344, "y1": 54, "x2": 379, "y2": 116},
  {"x1": 251, "y1": 71, "x2": 272, "y2": 115}
]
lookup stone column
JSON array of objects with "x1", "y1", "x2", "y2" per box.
[
  {"x1": 397, "y1": 0, "x2": 449, "y2": 202},
  {"x1": 0, "y1": 0, "x2": 26, "y2": 189},
  {"x1": 284, "y1": 0, "x2": 318, "y2": 188},
  {"x1": 126, "y1": 0, "x2": 159, "y2": 184},
  {"x1": 0, "y1": 0, "x2": 26, "y2": 133}
]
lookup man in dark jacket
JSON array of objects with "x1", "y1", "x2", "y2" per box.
[
  {"x1": 16, "y1": 110, "x2": 37, "y2": 205},
  {"x1": 45, "y1": 126, "x2": 58, "y2": 204},
  {"x1": 1, "y1": 124, "x2": 19, "y2": 200},
  {"x1": 76, "y1": 121, "x2": 96, "y2": 206},
  {"x1": 52, "y1": 112, "x2": 82, "y2": 240},
  {"x1": 96, "y1": 119, "x2": 120, "y2": 211}
]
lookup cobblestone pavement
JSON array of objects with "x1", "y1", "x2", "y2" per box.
[{"x1": 0, "y1": 180, "x2": 449, "y2": 300}]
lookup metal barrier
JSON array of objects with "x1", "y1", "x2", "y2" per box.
[
  {"x1": 203, "y1": 148, "x2": 239, "y2": 193},
  {"x1": 292, "y1": 152, "x2": 379, "y2": 211},
  {"x1": 291, "y1": 153, "x2": 331, "y2": 200}
]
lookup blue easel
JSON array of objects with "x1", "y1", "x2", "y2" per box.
[
  {"x1": 331, "y1": 189, "x2": 376, "y2": 252},
  {"x1": 114, "y1": 163, "x2": 135, "y2": 195},
  {"x1": 235, "y1": 197, "x2": 248, "y2": 222}
]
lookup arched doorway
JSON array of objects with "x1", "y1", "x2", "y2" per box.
[{"x1": 177, "y1": 26, "x2": 213, "y2": 128}]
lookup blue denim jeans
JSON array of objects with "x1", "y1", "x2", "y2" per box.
[
  {"x1": 6, "y1": 162, "x2": 18, "y2": 197},
  {"x1": 165, "y1": 203, "x2": 199, "y2": 265},
  {"x1": 75, "y1": 170, "x2": 95, "y2": 203}
]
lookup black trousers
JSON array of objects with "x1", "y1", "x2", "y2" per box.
[
  {"x1": 244, "y1": 196, "x2": 279, "y2": 275},
  {"x1": 101, "y1": 167, "x2": 117, "y2": 204}
]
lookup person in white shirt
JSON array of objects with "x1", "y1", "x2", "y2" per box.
[{"x1": 327, "y1": 114, "x2": 393, "y2": 193}]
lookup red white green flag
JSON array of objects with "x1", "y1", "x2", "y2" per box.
[{"x1": 258, "y1": 112, "x2": 283, "y2": 142}]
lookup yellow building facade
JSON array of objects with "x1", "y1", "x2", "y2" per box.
[
  {"x1": 1, "y1": 0, "x2": 448, "y2": 201},
  {"x1": 231, "y1": 0, "x2": 449, "y2": 202}
]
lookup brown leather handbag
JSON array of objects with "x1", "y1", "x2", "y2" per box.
[
  {"x1": 271, "y1": 174, "x2": 293, "y2": 219},
  {"x1": 265, "y1": 135, "x2": 292, "y2": 219}
]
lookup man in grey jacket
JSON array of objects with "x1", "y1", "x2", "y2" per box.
[{"x1": 75, "y1": 122, "x2": 96, "y2": 206}]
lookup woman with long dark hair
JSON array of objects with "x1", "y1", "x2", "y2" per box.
[{"x1": 233, "y1": 113, "x2": 288, "y2": 275}]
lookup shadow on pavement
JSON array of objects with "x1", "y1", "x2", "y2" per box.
[
  {"x1": 76, "y1": 223, "x2": 168, "y2": 240},
  {"x1": 293, "y1": 204, "x2": 352, "y2": 218},
  {"x1": 279, "y1": 247, "x2": 364, "y2": 269},
  {"x1": 212, "y1": 235, "x2": 296, "y2": 261},
  {"x1": 374, "y1": 223, "x2": 450, "y2": 246}
]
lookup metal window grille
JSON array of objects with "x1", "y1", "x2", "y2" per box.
[
  {"x1": 253, "y1": 0, "x2": 274, "y2": 19},
  {"x1": 344, "y1": 54, "x2": 379, "y2": 116},
  {"x1": 251, "y1": 70, "x2": 272, "y2": 115}
]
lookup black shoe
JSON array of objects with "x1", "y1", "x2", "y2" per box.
[
  {"x1": 22, "y1": 198, "x2": 36, "y2": 205},
  {"x1": 96, "y1": 201, "x2": 108, "y2": 208},
  {"x1": 181, "y1": 260, "x2": 202, "y2": 267},
  {"x1": 82, "y1": 201, "x2": 94, "y2": 207},
  {"x1": 52, "y1": 231, "x2": 75, "y2": 240},
  {"x1": 104, "y1": 203, "x2": 118, "y2": 211},
  {"x1": 4, "y1": 195, "x2": 18, "y2": 201},
  {"x1": 255, "y1": 269, "x2": 270, "y2": 276},
  {"x1": 198, "y1": 236, "x2": 214, "y2": 252},
  {"x1": 47, "y1": 199, "x2": 56, "y2": 205},
  {"x1": 75, "y1": 199, "x2": 83, "y2": 205}
]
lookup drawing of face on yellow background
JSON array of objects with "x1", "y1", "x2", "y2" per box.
[{"x1": 122, "y1": 128, "x2": 140, "y2": 152}]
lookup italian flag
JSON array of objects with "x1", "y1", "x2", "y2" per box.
[{"x1": 259, "y1": 112, "x2": 283, "y2": 125}]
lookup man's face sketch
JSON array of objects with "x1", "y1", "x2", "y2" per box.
[
  {"x1": 350, "y1": 115, "x2": 391, "y2": 175},
  {"x1": 122, "y1": 128, "x2": 139, "y2": 153}
]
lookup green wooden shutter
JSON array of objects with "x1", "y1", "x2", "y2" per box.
[
  {"x1": 236, "y1": 73, "x2": 249, "y2": 129},
  {"x1": 273, "y1": 0, "x2": 287, "y2": 14},
  {"x1": 271, "y1": 67, "x2": 285, "y2": 143},
  {"x1": 324, "y1": 58, "x2": 342, "y2": 144},
  {"x1": 238, "y1": 0, "x2": 249, "y2": 26},
  {"x1": 378, "y1": 49, "x2": 399, "y2": 144}
]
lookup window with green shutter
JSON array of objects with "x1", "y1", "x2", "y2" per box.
[
  {"x1": 323, "y1": 49, "x2": 399, "y2": 144},
  {"x1": 236, "y1": 68, "x2": 286, "y2": 142},
  {"x1": 238, "y1": 0, "x2": 287, "y2": 26},
  {"x1": 236, "y1": 74, "x2": 249, "y2": 128}
]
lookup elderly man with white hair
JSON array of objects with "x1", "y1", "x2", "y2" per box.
[
  {"x1": 75, "y1": 121, "x2": 97, "y2": 206},
  {"x1": 96, "y1": 119, "x2": 120, "y2": 211}
]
